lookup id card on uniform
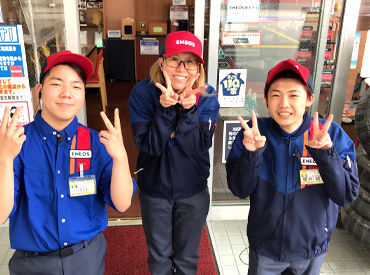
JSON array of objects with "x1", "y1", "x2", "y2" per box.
[
  {"x1": 69, "y1": 175, "x2": 97, "y2": 197},
  {"x1": 299, "y1": 169, "x2": 324, "y2": 185}
]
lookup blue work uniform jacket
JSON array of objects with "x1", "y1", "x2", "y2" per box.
[
  {"x1": 128, "y1": 78, "x2": 220, "y2": 199},
  {"x1": 226, "y1": 113, "x2": 359, "y2": 261},
  {"x1": 9, "y1": 112, "x2": 136, "y2": 252}
]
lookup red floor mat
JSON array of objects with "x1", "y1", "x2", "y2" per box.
[{"x1": 103, "y1": 225, "x2": 218, "y2": 274}]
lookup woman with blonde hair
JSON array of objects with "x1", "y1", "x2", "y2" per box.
[{"x1": 129, "y1": 31, "x2": 219, "y2": 275}]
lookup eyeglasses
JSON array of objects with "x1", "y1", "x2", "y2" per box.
[{"x1": 163, "y1": 57, "x2": 200, "y2": 71}]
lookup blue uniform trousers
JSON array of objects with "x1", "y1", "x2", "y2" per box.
[
  {"x1": 9, "y1": 232, "x2": 106, "y2": 275},
  {"x1": 139, "y1": 188, "x2": 210, "y2": 275}
]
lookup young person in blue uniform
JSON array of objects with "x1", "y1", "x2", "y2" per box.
[
  {"x1": 128, "y1": 31, "x2": 219, "y2": 274},
  {"x1": 0, "y1": 51, "x2": 137, "y2": 275},
  {"x1": 226, "y1": 59, "x2": 359, "y2": 275}
]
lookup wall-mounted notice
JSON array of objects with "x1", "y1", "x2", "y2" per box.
[
  {"x1": 140, "y1": 39, "x2": 159, "y2": 55},
  {"x1": 0, "y1": 25, "x2": 33, "y2": 126}
]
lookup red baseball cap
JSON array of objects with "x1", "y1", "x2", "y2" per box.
[
  {"x1": 40, "y1": 50, "x2": 94, "y2": 81},
  {"x1": 160, "y1": 31, "x2": 204, "y2": 64},
  {"x1": 267, "y1": 59, "x2": 313, "y2": 90}
]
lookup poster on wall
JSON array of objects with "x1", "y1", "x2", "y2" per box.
[
  {"x1": 226, "y1": 0, "x2": 260, "y2": 23},
  {"x1": 350, "y1": 32, "x2": 361, "y2": 69},
  {"x1": 218, "y1": 69, "x2": 247, "y2": 107},
  {"x1": 87, "y1": 0, "x2": 102, "y2": 8},
  {"x1": 0, "y1": 25, "x2": 33, "y2": 126},
  {"x1": 222, "y1": 120, "x2": 243, "y2": 163},
  {"x1": 140, "y1": 39, "x2": 159, "y2": 55}
]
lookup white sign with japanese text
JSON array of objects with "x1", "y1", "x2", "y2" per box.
[{"x1": 226, "y1": 0, "x2": 260, "y2": 23}]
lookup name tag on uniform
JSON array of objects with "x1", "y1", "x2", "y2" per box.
[
  {"x1": 300, "y1": 157, "x2": 317, "y2": 166},
  {"x1": 69, "y1": 175, "x2": 97, "y2": 197},
  {"x1": 69, "y1": 150, "x2": 92, "y2": 159},
  {"x1": 299, "y1": 169, "x2": 323, "y2": 185}
]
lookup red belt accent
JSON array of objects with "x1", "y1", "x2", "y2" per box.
[{"x1": 301, "y1": 120, "x2": 322, "y2": 188}]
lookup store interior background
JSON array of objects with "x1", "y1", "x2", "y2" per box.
[{"x1": 0, "y1": 0, "x2": 369, "y2": 220}]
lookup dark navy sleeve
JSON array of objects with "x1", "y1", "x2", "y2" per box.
[
  {"x1": 128, "y1": 80, "x2": 177, "y2": 156},
  {"x1": 175, "y1": 85, "x2": 220, "y2": 155},
  {"x1": 226, "y1": 126, "x2": 266, "y2": 199},
  {"x1": 306, "y1": 121, "x2": 359, "y2": 206}
]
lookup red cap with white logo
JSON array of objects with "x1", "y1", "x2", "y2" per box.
[
  {"x1": 266, "y1": 59, "x2": 313, "y2": 90},
  {"x1": 160, "y1": 31, "x2": 204, "y2": 64}
]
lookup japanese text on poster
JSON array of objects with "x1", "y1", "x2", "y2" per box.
[
  {"x1": 218, "y1": 69, "x2": 247, "y2": 107},
  {"x1": 222, "y1": 120, "x2": 244, "y2": 163},
  {"x1": 221, "y1": 31, "x2": 261, "y2": 46},
  {"x1": 0, "y1": 25, "x2": 33, "y2": 126}
]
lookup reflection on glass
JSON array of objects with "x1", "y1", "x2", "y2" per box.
[{"x1": 212, "y1": 0, "x2": 344, "y2": 204}]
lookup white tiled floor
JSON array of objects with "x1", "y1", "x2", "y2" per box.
[
  {"x1": 207, "y1": 220, "x2": 370, "y2": 275},
  {"x1": 1, "y1": 221, "x2": 370, "y2": 275}
]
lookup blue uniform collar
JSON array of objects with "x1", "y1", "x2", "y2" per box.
[
  {"x1": 271, "y1": 112, "x2": 311, "y2": 138},
  {"x1": 34, "y1": 111, "x2": 79, "y2": 144}
]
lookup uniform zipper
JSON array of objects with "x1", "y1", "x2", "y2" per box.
[{"x1": 280, "y1": 137, "x2": 291, "y2": 261}]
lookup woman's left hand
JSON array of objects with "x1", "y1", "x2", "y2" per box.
[
  {"x1": 179, "y1": 73, "x2": 207, "y2": 109},
  {"x1": 307, "y1": 112, "x2": 333, "y2": 149}
]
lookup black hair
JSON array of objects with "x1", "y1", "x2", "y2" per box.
[
  {"x1": 40, "y1": 62, "x2": 87, "y2": 85},
  {"x1": 264, "y1": 70, "x2": 313, "y2": 100}
]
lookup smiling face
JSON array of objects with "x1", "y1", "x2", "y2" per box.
[
  {"x1": 37, "y1": 64, "x2": 85, "y2": 131},
  {"x1": 159, "y1": 52, "x2": 199, "y2": 93},
  {"x1": 265, "y1": 77, "x2": 314, "y2": 134}
]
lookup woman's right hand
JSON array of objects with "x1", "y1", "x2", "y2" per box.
[
  {"x1": 155, "y1": 71, "x2": 179, "y2": 108},
  {"x1": 0, "y1": 107, "x2": 26, "y2": 161},
  {"x1": 237, "y1": 110, "x2": 266, "y2": 151}
]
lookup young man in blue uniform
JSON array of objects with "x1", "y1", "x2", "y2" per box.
[
  {"x1": 0, "y1": 51, "x2": 136, "y2": 275},
  {"x1": 227, "y1": 59, "x2": 359, "y2": 275}
]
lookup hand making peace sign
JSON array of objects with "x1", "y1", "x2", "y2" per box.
[
  {"x1": 155, "y1": 71, "x2": 208, "y2": 109},
  {"x1": 99, "y1": 108, "x2": 127, "y2": 161},
  {"x1": 0, "y1": 107, "x2": 26, "y2": 161},
  {"x1": 307, "y1": 112, "x2": 333, "y2": 149},
  {"x1": 178, "y1": 73, "x2": 207, "y2": 109},
  {"x1": 155, "y1": 71, "x2": 179, "y2": 108},
  {"x1": 237, "y1": 110, "x2": 266, "y2": 152}
]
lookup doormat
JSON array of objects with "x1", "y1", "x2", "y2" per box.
[{"x1": 103, "y1": 225, "x2": 218, "y2": 274}]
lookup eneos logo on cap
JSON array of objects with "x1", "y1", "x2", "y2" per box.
[{"x1": 176, "y1": 40, "x2": 196, "y2": 47}]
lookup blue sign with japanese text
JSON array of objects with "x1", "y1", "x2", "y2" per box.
[{"x1": 0, "y1": 44, "x2": 24, "y2": 77}]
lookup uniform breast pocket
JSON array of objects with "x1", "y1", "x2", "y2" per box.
[{"x1": 23, "y1": 167, "x2": 54, "y2": 198}]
